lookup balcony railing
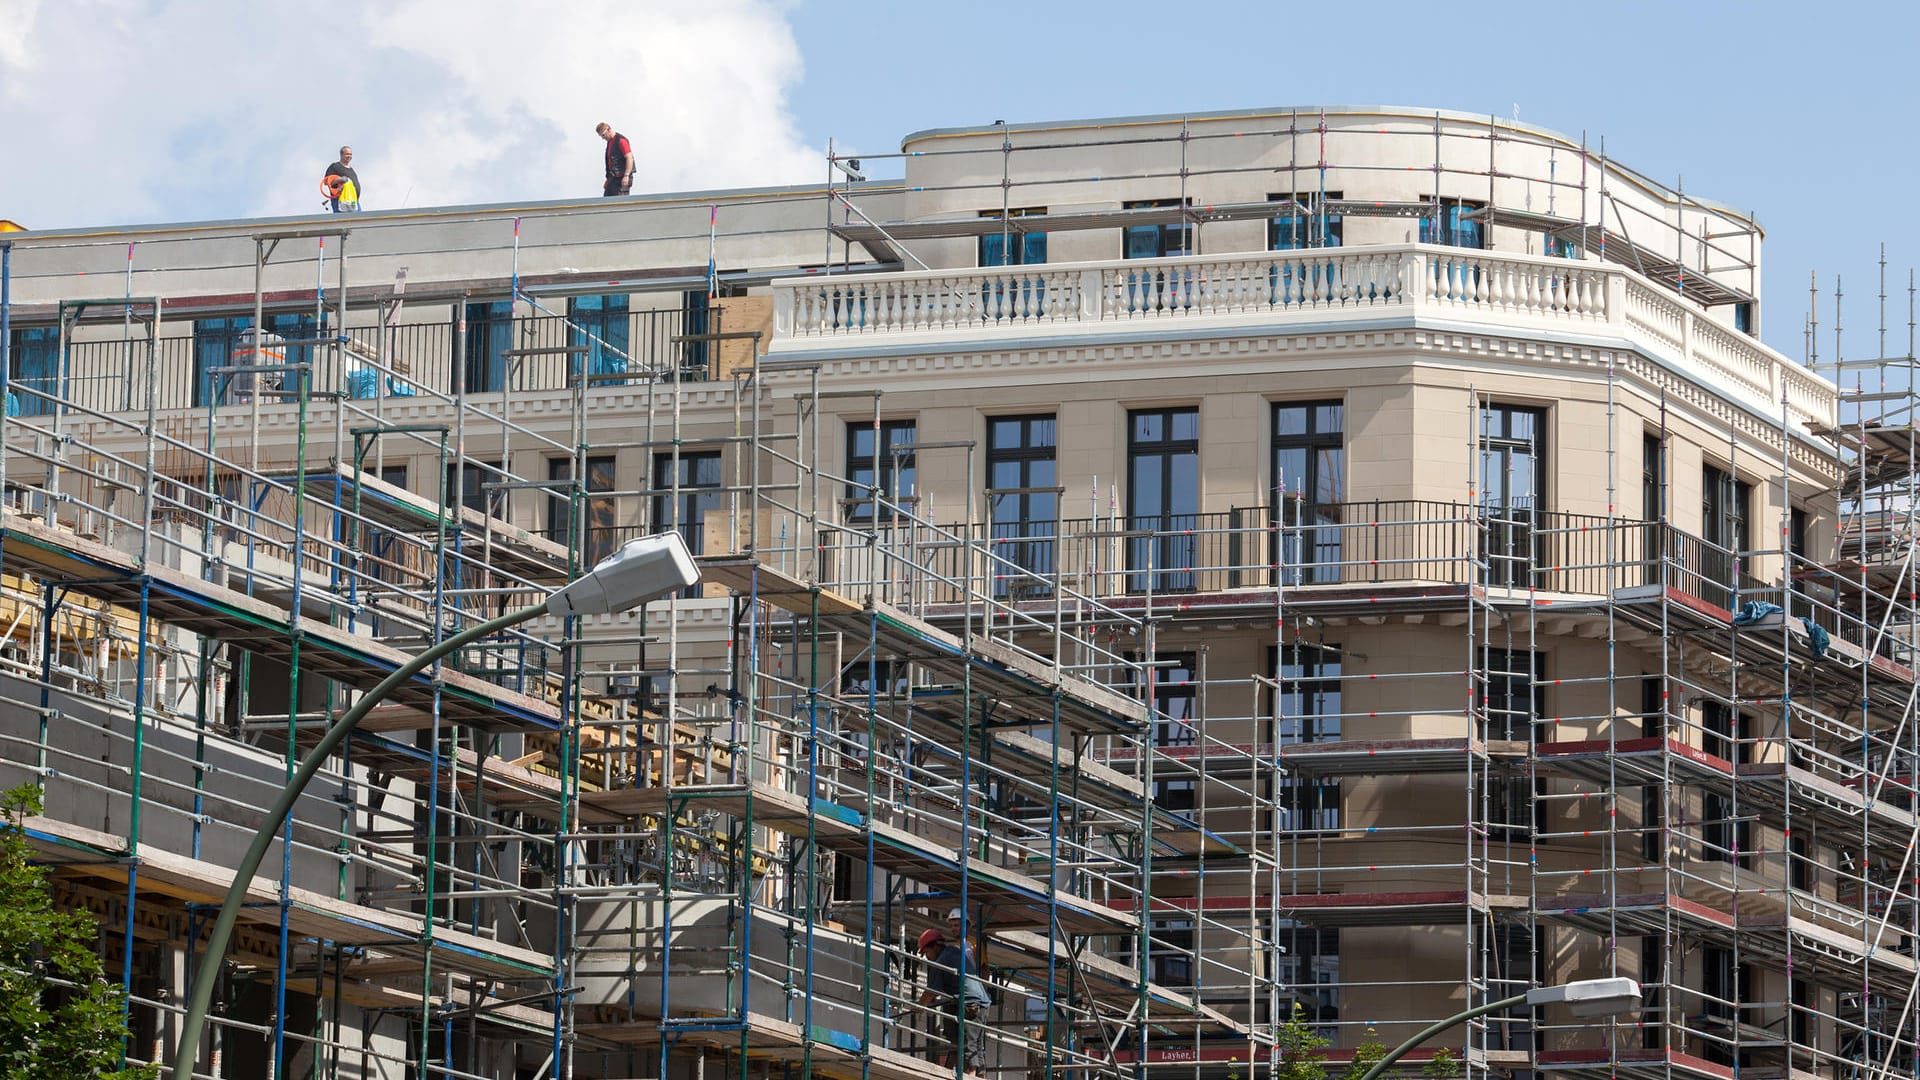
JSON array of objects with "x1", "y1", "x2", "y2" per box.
[
  {"x1": 817, "y1": 501, "x2": 1780, "y2": 613},
  {"x1": 772, "y1": 244, "x2": 1833, "y2": 429},
  {"x1": 36, "y1": 308, "x2": 713, "y2": 417}
]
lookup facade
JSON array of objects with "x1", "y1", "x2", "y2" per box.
[{"x1": 0, "y1": 106, "x2": 1910, "y2": 1080}]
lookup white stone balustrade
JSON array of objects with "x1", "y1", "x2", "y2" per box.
[{"x1": 770, "y1": 244, "x2": 1835, "y2": 429}]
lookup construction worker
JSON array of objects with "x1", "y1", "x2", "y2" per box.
[
  {"x1": 597, "y1": 123, "x2": 634, "y2": 197},
  {"x1": 917, "y1": 927, "x2": 990, "y2": 1073},
  {"x1": 324, "y1": 146, "x2": 360, "y2": 213}
]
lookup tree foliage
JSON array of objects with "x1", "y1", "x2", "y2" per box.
[
  {"x1": 1272, "y1": 1007, "x2": 1462, "y2": 1080},
  {"x1": 0, "y1": 784, "x2": 157, "y2": 1080}
]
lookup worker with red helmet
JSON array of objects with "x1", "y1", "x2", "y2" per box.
[{"x1": 917, "y1": 926, "x2": 990, "y2": 1072}]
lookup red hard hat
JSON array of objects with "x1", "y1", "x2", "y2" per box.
[{"x1": 918, "y1": 928, "x2": 944, "y2": 951}]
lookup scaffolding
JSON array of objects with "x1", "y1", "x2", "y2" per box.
[{"x1": 0, "y1": 114, "x2": 1910, "y2": 1080}]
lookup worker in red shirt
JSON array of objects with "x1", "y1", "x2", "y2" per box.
[{"x1": 597, "y1": 123, "x2": 634, "y2": 197}]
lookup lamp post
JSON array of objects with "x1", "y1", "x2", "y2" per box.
[
  {"x1": 1354, "y1": 978, "x2": 1642, "y2": 1080},
  {"x1": 171, "y1": 533, "x2": 700, "y2": 1080}
]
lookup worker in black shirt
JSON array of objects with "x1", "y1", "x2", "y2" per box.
[
  {"x1": 324, "y1": 146, "x2": 360, "y2": 212},
  {"x1": 917, "y1": 928, "x2": 990, "y2": 1072}
]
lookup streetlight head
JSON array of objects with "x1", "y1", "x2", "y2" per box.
[
  {"x1": 1526, "y1": 977, "x2": 1642, "y2": 1018},
  {"x1": 546, "y1": 532, "x2": 699, "y2": 616}
]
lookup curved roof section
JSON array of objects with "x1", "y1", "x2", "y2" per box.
[{"x1": 901, "y1": 104, "x2": 1759, "y2": 231}]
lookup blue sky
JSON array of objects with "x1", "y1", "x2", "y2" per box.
[
  {"x1": 782, "y1": 0, "x2": 1919, "y2": 362},
  {"x1": 4, "y1": 0, "x2": 1913, "y2": 362}
]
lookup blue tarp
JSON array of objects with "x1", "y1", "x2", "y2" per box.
[{"x1": 1731, "y1": 600, "x2": 1830, "y2": 659}]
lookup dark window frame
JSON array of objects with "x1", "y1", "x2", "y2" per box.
[
  {"x1": 1127, "y1": 406, "x2": 1200, "y2": 593},
  {"x1": 1272, "y1": 401, "x2": 1345, "y2": 585},
  {"x1": 1268, "y1": 191, "x2": 1344, "y2": 251},
  {"x1": 986, "y1": 414, "x2": 1058, "y2": 598},
  {"x1": 845, "y1": 419, "x2": 917, "y2": 525}
]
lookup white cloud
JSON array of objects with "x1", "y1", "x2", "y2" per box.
[{"x1": 0, "y1": 0, "x2": 821, "y2": 228}]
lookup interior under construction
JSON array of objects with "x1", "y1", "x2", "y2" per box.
[{"x1": 0, "y1": 106, "x2": 1911, "y2": 1080}]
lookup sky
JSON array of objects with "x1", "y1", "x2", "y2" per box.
[{"x1": 1, "y1": 0, "x2": 1915, "y2": 362}]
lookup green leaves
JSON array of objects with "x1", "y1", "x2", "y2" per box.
[{"x1": 0, "y1": 784, "x2": 158, "y2": 1080}]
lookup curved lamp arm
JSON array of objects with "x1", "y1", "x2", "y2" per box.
[
  {"x1": 171, "y1": 601, "x2": 546, "y2": 1080},
  {"x1": 1353, "y1": 993, "x2": 1528, "y2": 1080}
]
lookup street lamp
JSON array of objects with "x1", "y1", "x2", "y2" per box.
[
  {"x1": 171, "y1": 533, "x2": 700, "y2": 1080},
  {"x1": 1354, "y1": 978, "x2": 1642, "y2": 1080}
]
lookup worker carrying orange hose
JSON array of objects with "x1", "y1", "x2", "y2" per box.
[{"x1": 322, "y1": 146, "x2": 360, "y2": 213}]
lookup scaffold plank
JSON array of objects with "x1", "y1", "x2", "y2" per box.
[
  {"x1": 0, "y1": 508, "x2": 561, "y2": 732},
  {"x1": 23, "y1": 814, "x2": 555, "y2": 982}
]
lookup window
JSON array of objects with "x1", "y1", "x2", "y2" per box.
[
  {"x1": 979, "y1": 208, "x2": 1048, "y2": 267},
  {"x1": 1122, "y1": 199, "x2": 1191, "y2": 259},
  {"x1": 193, "y1": 313, "x2": 318, "y2": 407},
  {"x1": 1544, "y1": 234, "x2": 1581, "y2": 259},
  {"x1": 1789, "y1": 506, "x2": 1811, "y2": 617},
  {"x1": 1790, "y1": 979, "x2": 1811, "y2": 1047},
  {"x1": 1702, "y1": 464, "x2": 1752, "y2": 609},
  {"x1": 1487, "y1": 924, "x2": 1540, "y2": 1051},
  {"x1": 846, "y1": 419, "x2": 916, "y2": 524},
  {"x1": 1643, "y1": 433, "x2": 1664, "y2": 585},
  {"x1": 1480, "y1": 405, "x2": 1544, "y2": 587},
  {"x1": 680, "y1": 291, "x2": 710, "y2": 375},
  {"x1": 1140, "y1": 653, "x2": 1199, "y2": 812},
  {"x1": 653, "y1": 451, "x2": 724, "y2": 559},
  {"x1": 1481, "y1": 649, "x2": 1543, "y2": 831},
  {"x1": 1700, "y1": 702, "x2": 1753, "y2": 865},
  {"x1": 1273, "y1": 401, "x2": 1344, "y2": 584},
  {"x1": 1274, "y1": 924, "x2": 1340, "y2": 1033},
  {"x1": 6, "y1": 326, "x2": 57, "y2": 416},
  {"x1": 569, "y1": 293, "x2": 630, "y2": 385},
  {"x1": 986, "y1": 415, "x2": 1057, "y2": 598},
  {"x1": 1420, "y1": 198, "x2": 1486, "y2": 249},
  {"x1": 1733, "y1": 302, "x2": 1756, "y2": 336},
  {"x1": 1641, "y1": 677, "x2": 1665, "y2": 860},
  {"x1": 548, "y1": 456, "x2": 618, "y2": 565},
  {"x1": 1272, "y1": 643, "x2": 1342, "y2": 832},
  {"x1": 1640, "y1": 938, "x2": 1665, "y2": 1049},
  {"x1": 1269, "y1": 192, "x2": 1342, "y2": 250},
  {"x1": 462, "y1": 300, "x2": 512, "y2": 393},
  {"x1": 1127, "y1": 407, "x2": 1200, "y2": 593},
  {"x1": 1149, "y1": 918, "x2": 1194, "y2": 988},
  {"x1": 446, "y1": 459, "x2": 505, "y2": 519}
]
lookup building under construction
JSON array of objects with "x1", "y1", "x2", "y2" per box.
[{"x1": 0, "y1": 105, "x2": 1912, "y2": 1080}]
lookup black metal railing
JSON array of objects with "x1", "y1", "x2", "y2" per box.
[
  {"x1": 40, "y1": 306, "x2": 716, "y2": 417},
  {"x1": 815, "y1": 501, "x2": 1789, "y2": 609}
]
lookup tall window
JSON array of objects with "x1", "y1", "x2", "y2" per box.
[
  {"x1": 1640, "y1": 939, "x2": 1665, "y2": 1049},
  {"x1": 446, "y1": 460, "x2": 505, "y2": 519},
  {"x1": 6, "y1": 326, "x2": 58, "y2": 416},
  {"x1": 846, "y1": 419, "x2": 916, "y2": 524},
  {"x1": 1733, "y1": 302, "x2": 1756, "y2": 336},
  {"x1": 1642, "y1": 677, "x2": 1666, "y2": 861},
  {"x1": 653, "y1": 451, "x2": 725, "y2": 557},
  {"x1": 1269, "y1": 192, "x2": 1343, "y2": 250},
  {"x1": 547, "y1": 456, "x2": 618, "y2": 565},
  {"x1": 1272, "y1": 643, "x2": 1342, "y2": 832},
  {"x1": 1700, "y1": 701, "x2": 1753, "y2": 865},
  {"x1": 1135, "y1": 653, "x2": 1199, "y2": 812},
  {"x1": 1643, "y1": 433, "x2": 1664, "y2": 584},
  {"x1": 1481, "y1": 649, "x2": 1543, "y2": 830},
  {"x1": 1149, "y1": 917, "x2": 1195, "y2": 988},
  {"x1": 1273, "y1": 401, "x2": 1344, "y2": 584},
  {"x1": 1420, "y1": 198, "x2": 1486, "y2": 249},
  {"x1": 1480, "y1": 405, "x2": 1544, "y2": 587},
  {"x1": 462, "y1": 300, "x2": 512, "y2": 393},
  {"x1": 569, "y1": 293, "x2": 630, "y2": 384},
  {"x1": 1702, "y1": 464, "x2": 1752, "y2": 609},
  {"x1": 986, "y1": 415, "x2": 1057, "y2": 598},
  {"x1": 1122, "y1": 199, "x2": 1191, "y2": 259},
  {"x1": 979, "y1": 208, "x2": 1048, "y2": 267},
  {"x1": 1127, "y1": 407, "x2": 1199, "y2": 593},
  {"x1": 680, "y1": 291, "x2": 710, "y2": 375},
  {"x1": 193, "y1": 313, "x2": 317, "y2": 407}
]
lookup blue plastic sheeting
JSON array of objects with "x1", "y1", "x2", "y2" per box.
[{"x1": 1731, "y1": 600, "x2": 1830, "y2": 659}]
